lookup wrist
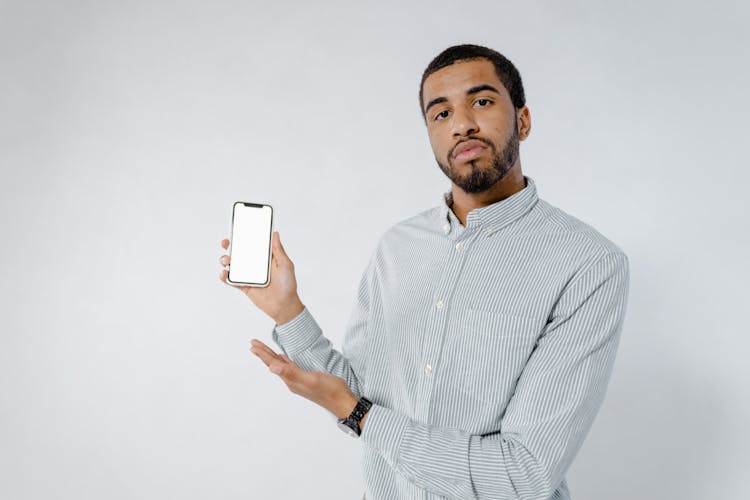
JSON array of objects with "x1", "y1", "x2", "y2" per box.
[
  {"x1": 273, "y1": 297, "x2": 304, "y2": 325},
  {"x1": 336, "y1": 392, "x2": 359, "y2": 420}
]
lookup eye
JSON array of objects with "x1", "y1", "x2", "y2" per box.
[
  {"x1": 474, "y1": 98, "x2": 492, "y2": 107},
  {"x1": 434, "y1": 110, "x2": 450, "y2": 121}
]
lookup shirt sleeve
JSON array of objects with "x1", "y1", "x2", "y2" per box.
[
  {"x1": 359, "y1": 252, "x2": 630, "y2": 500},
  {"x1": 270, "y1": 249, "x2": 377, "y2": 400}
]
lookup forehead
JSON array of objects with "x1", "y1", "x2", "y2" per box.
[{"x1": 422, "y1": 58, "x2": 508, "y2": 106}]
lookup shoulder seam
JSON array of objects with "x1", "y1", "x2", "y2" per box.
[
  {"x1": 565, "y1": 251, "x2": 628, "y2": 291},
  {"x1": 537, "y1": 201, "x2": 621, "y2": 255}
]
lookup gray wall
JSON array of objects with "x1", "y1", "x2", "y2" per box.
[{"x1": 1, "y1": 1, "x2": 747, "y2": 498}]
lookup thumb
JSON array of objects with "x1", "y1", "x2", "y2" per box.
[{"x1": 273, "y1": 231, "x2": 291, "y2": 263}]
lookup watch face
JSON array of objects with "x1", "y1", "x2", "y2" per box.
[{"x1": 337, "y1": 420, "x2": 359, "y2": 438}]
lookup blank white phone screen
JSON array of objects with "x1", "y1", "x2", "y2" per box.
[{"x1": 228, "y1": 203, "x2": 272, "y2": 285}]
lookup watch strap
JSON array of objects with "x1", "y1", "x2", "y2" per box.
[
  {"x1": 348, "y1": 397, "x2": 372, "y2": 423},
  {"x1": 339, "y1": 397, "x2": 372, "y2": 436}
]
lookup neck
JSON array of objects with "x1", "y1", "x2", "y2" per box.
[{"x1": 449, "y1": 164, "x2": 526, "y2": 227}]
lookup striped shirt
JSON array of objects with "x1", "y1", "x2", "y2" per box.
[{"x1": 271, "y1": 174, "x2": 630, "y2": 500}]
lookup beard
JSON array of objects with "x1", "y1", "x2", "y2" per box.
[{"x1": 436, "y1": 121, "x2": 519, "y2": 194}]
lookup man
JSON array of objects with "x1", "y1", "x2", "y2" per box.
[{"x1": 219, "y1": 44, "x2": 630, "y2": 500}]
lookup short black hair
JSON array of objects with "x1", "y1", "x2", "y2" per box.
[{"x1": 419, "y1": 44, "x2": 526, "y2": 121}]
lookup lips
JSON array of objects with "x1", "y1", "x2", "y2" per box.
[{"x1": 453, "y1": 139, "x2": 487, "y2": 161}]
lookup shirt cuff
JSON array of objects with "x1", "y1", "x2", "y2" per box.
[
  {"x1": 360, "y1": 403, "x2": 410, "y2": 468},
  {"x1": 271, "y1": 306, "x2": 322, "y2": 357}
]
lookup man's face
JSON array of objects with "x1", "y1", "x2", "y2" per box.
[{"x1": 421, "y1": 58, "x2": 521, "y2": 194}]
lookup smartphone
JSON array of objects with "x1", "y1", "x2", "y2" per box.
[{"x1": 227, "y1": 202, "x2": 274, "y2": 287}]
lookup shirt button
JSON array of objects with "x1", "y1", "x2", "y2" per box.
[
  {"x1": 455, "y1": 241, "x2": 465, "y2": 251},
  {"x1": 485, "y1": 227, "x2": 493, "y2": 235},
  {"x1": 443, "y1": 223, "x2": 450, "y2": 234},
  {"x1": 424, "y1": 364, "x2": 433, "y2": 374},
  {"x1": 435, "y1": 299, "x2": 444, "y2": 309}
]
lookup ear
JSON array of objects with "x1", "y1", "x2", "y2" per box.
[{"x1": 517, "y1": 106, "x2": 531, "y2": 141}]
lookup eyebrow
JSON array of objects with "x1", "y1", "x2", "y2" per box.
[
  {"x1": 424, "y1": 97, "x2": 447, "y2": 115},
  {"x1": 466, "y1": 84, "x2": 501, "y2": 96},
  {"x1": 424, "y1": 84, "x2": 502, "y2": 115}
]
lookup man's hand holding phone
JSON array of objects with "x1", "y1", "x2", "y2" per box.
[{"x1": 219, "y1": 231, "x2": 305, "y2": 325}]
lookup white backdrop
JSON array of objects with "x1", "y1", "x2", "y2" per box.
[{"x1": 1, "y1": 1, "x2": 748, "y2": 499}]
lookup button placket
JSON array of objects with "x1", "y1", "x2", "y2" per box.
[{"x1": 419, "y1": 226, "x2": 474, "y2": 422}]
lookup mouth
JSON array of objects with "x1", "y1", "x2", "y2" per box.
[{"x1": 453, "y1": 139, "x2": 488, "y2": 162}]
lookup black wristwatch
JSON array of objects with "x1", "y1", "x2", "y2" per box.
[{"x1": 337, "y1": 397, "x2": 372, "y2": 438}]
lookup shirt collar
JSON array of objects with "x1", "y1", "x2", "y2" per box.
[{"x1": 439, "y1": 175, "x2": 538, "y2": 235}]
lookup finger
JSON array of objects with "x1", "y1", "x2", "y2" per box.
[
  {"x1": 249, "y1": 345, "x2": 272, "y2": 368},
  {"x1": 255, "y1": 349, "x2": 288, "y2": 377},
  {"x1": 219, "y1": 268, "x2": 235, "y2": 286},
  {"x1": 250, "y1": 341, "x2": 282, "y2": 368},
  {"x1": 251, "y1": 339, "x2": 284, "y2": 362},
  {"x1": 219, "y1": 268, "x2": 252, "y2": 295},
  {"x1": 250, "y1": 343, "x2": 300, "y2": 380},
  {"x1": 251, "y1": 338, "x2": 273, "y2": 350},
  {"x1": 275, "y1": 360, "x2": 300, "y2": 379},
  {"x1": 219, "y1": 254, "x2": 230, "y2": 266},
  {"x1": 274, "y1": 355, "x2": 303, "y2": 382},
  {"x1": 221, "y1": 238, "x2": 229, "y2": 250}
]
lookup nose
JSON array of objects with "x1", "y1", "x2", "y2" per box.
[{"x1": 451, "y1": 105, "x2": 479, "y2": 137}]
